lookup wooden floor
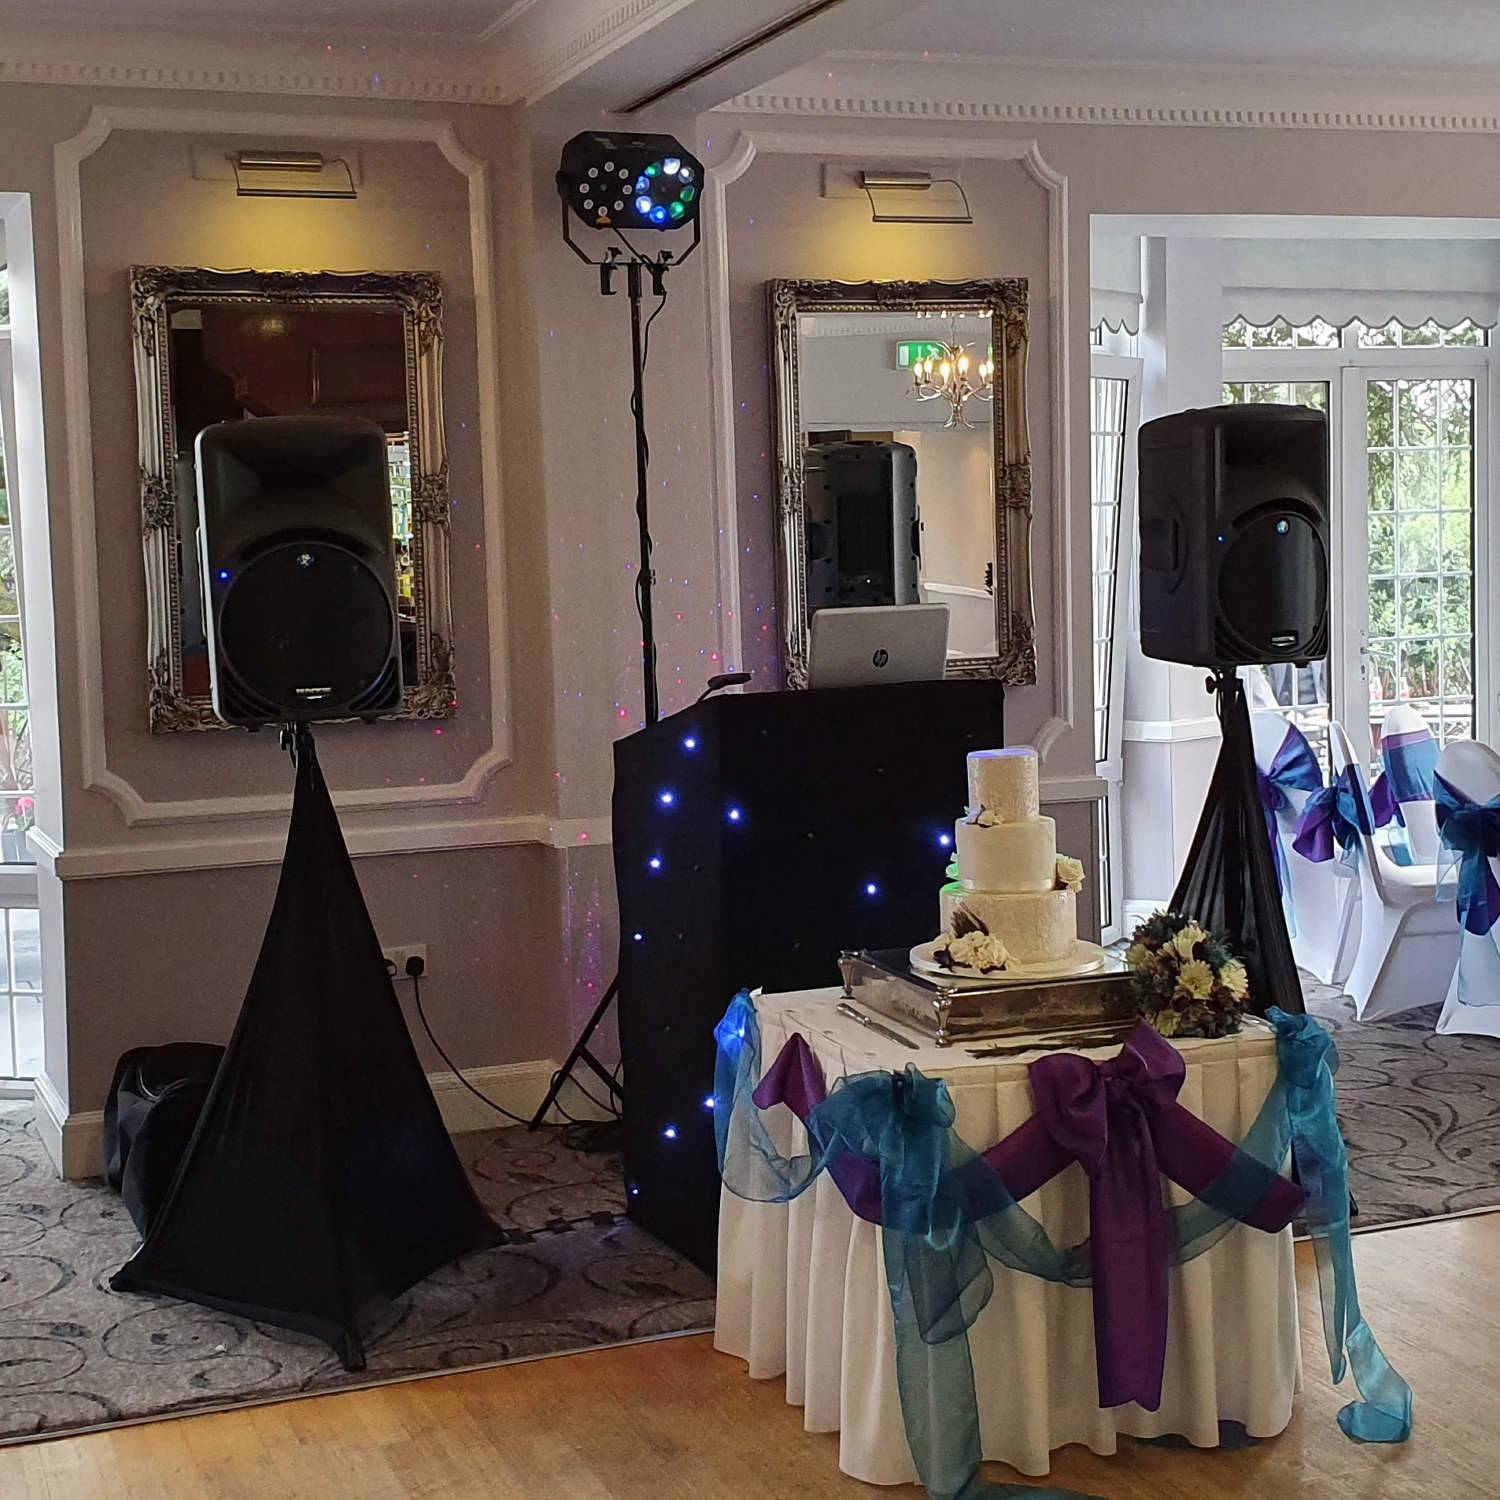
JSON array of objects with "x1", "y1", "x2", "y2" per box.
[{"x1": 4, "y1": 1214, "x2": 1495, "y2": 1500}]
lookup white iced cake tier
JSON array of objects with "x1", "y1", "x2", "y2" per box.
[
  {"x1": 939, "y1": 884, "x2": 1077, "y2": 965},
  {"x1": 967, "y1": 747, "x2": 1040, "y2": 823},
  {"x1": 955, "y1": 814, "x2": 1056, "y2": 893}
]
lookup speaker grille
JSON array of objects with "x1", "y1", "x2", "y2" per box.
[
  {"x1": 218, "y1": 542, "x2": 396, "y2": 719},
  {"x1": 1217, "y1": 511, "x2": 1329, "y2": 664}
]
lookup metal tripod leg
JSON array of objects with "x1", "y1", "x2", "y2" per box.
[{"x1": 527, "y1": 975, "x2": 623, "y2": 1130}]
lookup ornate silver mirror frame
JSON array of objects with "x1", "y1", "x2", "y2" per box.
[
  {"x1": 767, "y1": 278, "x2": 1035, "y2": 688},
  {"x1": 130, "y1": 266, "x2": 456, "y2": 732}
]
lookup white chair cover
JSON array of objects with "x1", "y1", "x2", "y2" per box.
[
  {"x1": 1330, "y1": 722, "x2": 1456, "y2": 1021},
  {"x1": 1376, "y1": 704, "x2": 1440, "y2": 865},
  {"x1": 1433, "y1": 740, "x2": 1500, "y2": 1038}
]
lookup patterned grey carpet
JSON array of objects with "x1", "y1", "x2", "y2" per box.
[
  {"x1": 1303, "y1": 981, "x2": 1500, "y2": 1229},
  {"x1": 0, "y1": 1108, "x2": 714, "y2": 1445}
]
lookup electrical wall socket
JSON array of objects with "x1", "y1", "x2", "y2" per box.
[{"x1": 381, "y1": 943, "x2": 429, "y2": 977}]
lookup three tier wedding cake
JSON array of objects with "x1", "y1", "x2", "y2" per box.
[{"x1": 933, "y1": 746, "x2": 1086, "y2": 974}]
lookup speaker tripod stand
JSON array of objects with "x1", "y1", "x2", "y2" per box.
[{"x1": 1170, "y1": 668, "x2": 1305, "y2": 1016}]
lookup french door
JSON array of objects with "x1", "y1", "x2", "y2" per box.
[{"x1": 1335, "y1": 365, "x2": 1489, "y2": 763}]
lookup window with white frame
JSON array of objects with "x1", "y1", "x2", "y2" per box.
[
  {"x1": 1090, "y1": 345, "x2": 1142, "y2": 942},
  {"x1": 1221, "y1": 314, "x2": 1489, "y2": 768},
  {"x1": 0, "y1": 261, "x2": 42, "y2": 1086},
  {"x1": 0, "y1": 265, "x2": 32, "y2": 864}
]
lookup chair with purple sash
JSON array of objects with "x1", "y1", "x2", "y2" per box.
[
  {"x1": 1433, "y1": 739, "x2": 1500, "y2": 1038},
  {"x1": 1371, "y1": 705, "x2": 1441, "y2": 866},
  {"x1": 1251, "y1": 711, "x2": 1353, "y2": 985},
  {"x1": 1320, "y1": 723, "x2": 1456, "y2": 1021}
]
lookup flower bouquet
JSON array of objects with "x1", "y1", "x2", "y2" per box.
[{"x1": 1124, "y1": 910, "x2": 1249, "y2": 1038}]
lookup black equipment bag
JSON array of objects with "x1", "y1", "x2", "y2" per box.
[{"x1": 103, "y1": 1042, "x2": 226, "y2": 1236}]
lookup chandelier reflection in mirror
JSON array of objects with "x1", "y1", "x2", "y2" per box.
[{"x1": 907, "y1": 317, "x2": 995, "y2": 428}]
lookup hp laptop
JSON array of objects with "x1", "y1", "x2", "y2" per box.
[{"x1": 806, "y1": 604, "x2": 950, "y2": 690}]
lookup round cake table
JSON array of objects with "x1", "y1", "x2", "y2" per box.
[{"x1": 714, "y1": 987, "x2": 1301, "y2": 1485}]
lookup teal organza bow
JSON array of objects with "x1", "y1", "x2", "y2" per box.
[{"x1": 1268, "y1": 1008, "x2": 1413, "y2": 1442}]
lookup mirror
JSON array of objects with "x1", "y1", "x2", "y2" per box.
[
  {"x1": 767, "y1": 279, "x2": 1035, "y2": 687},
  {"x1": 130, "y1": 266, "x2": 455, "y2": 731}
]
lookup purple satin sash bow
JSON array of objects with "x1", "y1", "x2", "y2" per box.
[
  {"x1": 1292, "y1": 764, "x2": 1371, "y2": 864},
  {"x1": 1256, "y1": 726, "x2": 1323, "y2": 894},
  {"x1": 754, "y1": 1022, "x2": 1303, "y2": 1413}
]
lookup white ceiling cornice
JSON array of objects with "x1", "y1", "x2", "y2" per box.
[
  {"x1": 0, "y1": 0, "x2": 694, "y2": 108},
  {"x1": 722, "y1": 53, "x2": 1500, "y2": 134}
]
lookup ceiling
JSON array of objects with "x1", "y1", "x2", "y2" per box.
[
  {"x1": 859, "y1": 0, "x2": 1500, "y2": 74},
  {"x1": 0, "y1": 0, "x2": 508, "y2": 39},
  {"x1": 4, "y1": 0, "x2": 1500, "y2": 111}
]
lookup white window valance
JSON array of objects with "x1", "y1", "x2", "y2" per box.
[
  {"x1": 1090, "y1": 224, "x2": 1143, "y2": 334},
  {"x1": 1221, "y1": 239, "x2": 1500, "y2": 330},
  {"x1": 1089, "y1": 228, "x2": 1500, "y2": 335}
]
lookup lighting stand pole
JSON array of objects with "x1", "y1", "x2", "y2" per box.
[
  {"x1": 625, "y1": 257, "x2": 659, "y2": 725},
  {"x1": 533, "y1": 217, "x2": 690, "y2": 1133}
]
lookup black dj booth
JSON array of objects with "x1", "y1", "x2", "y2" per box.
[{"x1": 611, "y1": 677, "x2": 1006, "y2": 1270}]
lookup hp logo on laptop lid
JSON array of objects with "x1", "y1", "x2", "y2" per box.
[{"x1": 872, "y1": 648, "x2": 889, "y2": 668}]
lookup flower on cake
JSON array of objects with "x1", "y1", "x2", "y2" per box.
[
  {"x1": 1123, "y1": 910, "x2": 1247, "y2": 1039},
  {"x1": 1054, "y1": 855, "x2": 1085, "y2": 893},
  {"x1": 968, "y1": 807, "x2": 1002, "y2": 828},
  {"x1": 936, "y1": 929, "x2": 1010, "y2": 973}
]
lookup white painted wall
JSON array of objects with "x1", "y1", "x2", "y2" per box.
[{"x1": 1121, "y1": 237, "x2": 1229, "y2": 904}]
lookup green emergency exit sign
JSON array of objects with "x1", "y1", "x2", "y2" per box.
[{"x1": 896, "y1": 341, "x2": 948, "y2": 369}]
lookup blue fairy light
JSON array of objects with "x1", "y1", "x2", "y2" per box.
[
  {"x1": 648, "y1": 856, "x2": 662, "y2": 871},
  {"x1": 703, "y1": 1095, "x2": 716, "y2": 1109},
  {"x1": 217, "y1": 569, "x2": 231, "y2": 582},
  {"x1": 659, "y1": 789, "x2": 676, "y2": 806},
  {"x1": 629, "y1": 1183, "x2": 640, "y2": 1197},
  {"x1": 632, "y1": 931, "x2": 644, "y2": 942},
  {"x1": 865, "y1": 881, "x2": 879, "y2": 897},
  {"x1": 939, "y1": 832, "x2": 952, "y2": 848},
  {"x1": 726, "y1": 805, "x2": 743, "y2": 823},
  {"x1": 662, "y1": 1125, "x2": 678, "y2": 1140},
  {"x1": 682, "y1": 735, "x2": 698, "y2": 750}
]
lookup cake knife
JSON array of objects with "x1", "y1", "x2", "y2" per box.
[
  {"x1": 964, "y1": 1030, "x2": 1126, "y2": 1058},
  {"x1": 835, "y1": 1001, "x2": 920, "y2": 1049}
]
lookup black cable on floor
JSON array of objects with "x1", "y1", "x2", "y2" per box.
[
  {"x1": 561, "y1": 1117, "x2": 623, "y2": 1154},
  {"x1": 403, "y1": 963, "x2": 623, "y2": 1151},
  {"x1": 407, "y1": 967, "x2": 532, "y2": 1128}
]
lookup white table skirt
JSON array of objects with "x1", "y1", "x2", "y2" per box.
[{"x1": 714, "y1": 988, "x2": 1302, "y2": 1484}]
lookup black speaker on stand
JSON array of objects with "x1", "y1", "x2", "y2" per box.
[
  {"x1": 1138, "y1": 402, "x2": 1330, "y2": 1017},
  {"x1": 112, "y1": 417, "x2": 500, "y2": 1368},
  {"x1": 196, "y1": 415, "x2": 404, "y2": 727}
]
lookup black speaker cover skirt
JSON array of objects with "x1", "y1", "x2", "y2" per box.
[
  {"x1": 1170, "y1": 673, "x2": 1305, "y2": 1018},
  {"x1": 110, "y1": 727, "x2": 503, "y2": 1370}
]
